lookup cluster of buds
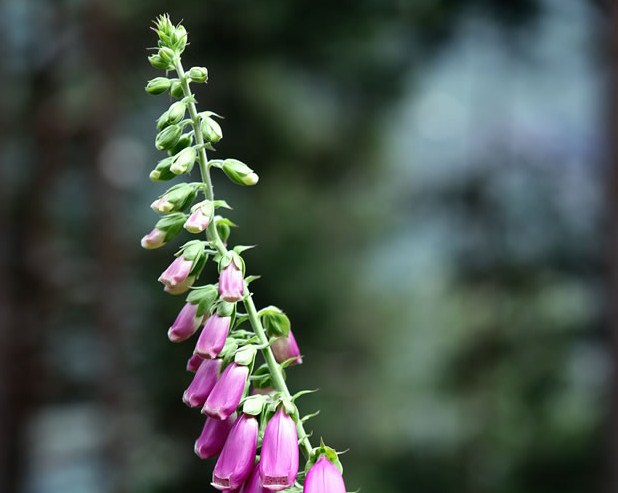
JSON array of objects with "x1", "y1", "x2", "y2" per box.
[{"x1": 141, "y1": 15, "x2": 348, "y2": 493}]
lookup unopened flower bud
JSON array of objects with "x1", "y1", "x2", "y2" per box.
[
  {"x1": 170, "y1": 80, "x2": 184, "y2": 98},
  {"x1": 172, "y1": 25, "x2": 187, "y2": 52},
  {"x1": 212, "y1": 414, "x2": 258, "y2": 491},
  {"x1": 201, "y1": 114, "x2": 223, "y2": 143},
  {"x1": 195, "y1": 314, "x2": 231, "y2": 359},
  {"x1": 151, "y1": 183, "x2": 197, "y2": 214},
  {"x1": 170, "y1": 146, "x2": 196, "y2": 175},
  {"x1": 140, "y1": 228, "x2": 167, "y2": 249},
  {"x1": 168, "y1": 302, "x2": 203, "y2": 342},
  {"x1": 169, "y1": 133, "x2": 192, "y2": 155},
  {"x1": 188, "y1": 66, "x2": 208, "y2": 83},
  {"x1": 183, "y1": 358, "x2": 221, "y2": 408},
  {"x1": 184, "y1": 201, "x2": 213, "y2": 233},
  {"x1": 158, "y1": 47, "x2": 176, "y2": 65},
  {"x1": 219, "y1": 260, "x2": 244, "y2": 302},
  {"x1": 222, "y1": 159, "x2": 259, "y2": 186},
  {"x1": 155, "y1": 124, "x2": 182, "y2": 151},
  {"x1": 195, "y1": 413, "x2": 237, "y2": 459},
  {"x1": 271, "y1": 330, "x2": 302, "y2": 366},
  {"x1": 167, "y1": 101, "x2": 186, "y2": 125},
  {"x1": 260, "y1": 407, "x2": 299, "y2": 490},
  {"x1": 149, "y1": 156, "x2": 175, "y2": 182},
  {"x1": 202, "y1": 362, "x2": 249, "y2": 420},
  {"x1": 158, "y1": 256, "x2": 194, "y2": 294},
  {"x1": 156, "y1": 111, "x2": 171, "y2": 131},
  {"x1": 303, "y1": 456, "x2": 346, "y2": 493},
  {"x1": 145, "y1": 77, "x2": 171, "y2": 95},
  {"x1": 148, "y1": 54, "x2": 169, "y2": 70}
]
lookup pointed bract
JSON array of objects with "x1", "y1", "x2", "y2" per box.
[{"x1": 212, "y1": 414, "x2": 258, "y2": 490}]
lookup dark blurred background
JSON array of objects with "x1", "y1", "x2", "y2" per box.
[{"x1": 1, "y1": 0, "x2": 615, "y2": 492}]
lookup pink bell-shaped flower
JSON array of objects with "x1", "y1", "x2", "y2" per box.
[
  {"x1": 202, "y1": 362, "x2": 249, "y2": 420},
  {"x1": 212, "y1": 414, "x2": 258, "y2": 491},
  {"x1": 219, "y1": 261, "x2": 244, "y2": 302},
  {"x1": 183, "y1": 358, "x2": 222, "y2": 408},
  {"x1": 194, "y1": 413, "x2": 237, "y2": 459},
  {"x1": 240, "y1": 462, "x2": 266, "y2": 493},
  {"x1": 158, "y1": 256, "x2": 194, "y2": 294},
  {"x1": 303, "y1": 456, "x2": 346, "y2": 493},
  {"x1": 184, "y1": 207, "x2": 210, "y2": 233},
  {"x1": 270, "y1": 330, "x2": 302, "y2": 366},
  {"x1": 168, "y1": 302, "x2": 203, "y2": 342},
  {"x1": 259, "y1": 407, "x2": 299, "y2": 490},
  {"x1": 195, "y1": 314, "x2": 231, "y2": 359},
  {"x1": 187, "y1": 353, "x2": 204, "y2": 373}
]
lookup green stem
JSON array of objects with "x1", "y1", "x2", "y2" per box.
[{"x1": 174, "y1": 58, "x2": 314, "y2": 460}]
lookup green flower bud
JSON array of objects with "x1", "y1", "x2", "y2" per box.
[
  {"x1": 172, "y1": 25, "x2": 187, "y2": 52},
  {"x1": 155, "y1": 124, "x2": 182, "y2": 151},
  {"x1": 168, "y1": 133, "x2": 193, "y2": 156},
  {"x1": 260, "y1": 306, "x2": 291, "y2": 337},
  {"x1": 170, "y1": 80, "x2": 184, "y2": 99},
  {"x1": 151, "y1": 183, "x2": 198, "y2": 213},
  {"x1": 201, "y1": 114, "x2": 223, "y2": 143},
  {"x1": 188, "y1": 66, "x2": 208, "y2": 83},
  {"x1": 158, "y1": 47, "x2": 176, "y2": 65},
  {"x1": 167, "y1": 101, "x2": 186, "y2": 124},
  {"x1": 156, "y1": 111, "x2": 170, "y2": 131},
  {"x1": 148, "y1": 54, "x2": 169, "y2": 70},
  {"x1": 149, "y1": 156, "x2": 175, "y2": 181},
  {"x1": 145, "y1": 77, "x2": 171, "y2": 95},
  {"x1": 170, "y1": 146, "x2": 197, "y2": 174},
  {"x1": 216, "y1": 218, "x2": 231, "y2": 244},
  {"x1": 222, "y1": 159, "x2": 259, "y2": 186}
]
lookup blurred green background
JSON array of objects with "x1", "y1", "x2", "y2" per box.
[{"x1": 0, "y1": 0, "x2": 613, "y2": 492}]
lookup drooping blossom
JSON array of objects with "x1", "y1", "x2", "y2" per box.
[
  {"x1": 187, "y1": 353, "x2": 203, "y2": 372},
  {"x1": 219, "y1": 261, "x2": 244, "y2": 302},
  {"x1": 240, "y1": 462, "x2": 266, "y2": 493},
  {"x1": 183, "y1": 358, "x2": 221, "y2": 408},
  {"x1": 168, "y1": 302, "x2": 203, "y2": 342},
  {"x1": 195, "y1": 314, "x2": 231, "y2": 359},
  {"x1": 203, "y1": 362, "x2": 249, "y2": 420},
  {"x1": 259, "y1": 407, "x2": 299, "y2": 490},
  {"x1": 141, "y1": 228, "x2": 166, "y2": 249},
  {"x1": 194, "y1": 413, "x2": 237, "y2": 459},
  {"x1": 158, "y1": 256, "x2": 194, "y2": 294},
  {"x1": 212, "y1": 414, "x2": 258, "y2": 491},
  {"x1": 184, "y1": 207, "x2": 210, "y2": 233},
  {"x1": 270, "y1": 330, "x2": 302, "y2": 366},
  {"x1": 303, "y1": 456, "x2": 346, "y2": 493}
]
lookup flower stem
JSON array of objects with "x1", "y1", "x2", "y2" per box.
[{"x1": 174, "y1": 58, "x2": 314, "y2": 460}]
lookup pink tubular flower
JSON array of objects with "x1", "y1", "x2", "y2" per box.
[
  {"x1": 141, "y1": 228, "x2": 166, "y2": 249},
  {"x1": 187, "y1": 353, "x2": 204, "y2": 372},
  {"x1": 259, "y1": 407, "x2": 299, "y2": 490},
  {"x1": 303, "y1": 456, "x2": 346, "y2": 493},
  {"x1": 240, "y1": 463, "x2": 266, "y2": 493},
  {"x1": 168, "y1": 302, "x2": 203, "y2": 342},
  {"x1": 212, "y1": 414, "x2": 258, "y2": 491},
  {"x1": 195, "y1": 314, "x2": 231, "y2": 359},
  {"x1": 195, "y1": 413, "x2": 237, "y2": 459},
  {"x1": 184, "y1": 207, "x2": 210, "y2": 233},
  {"x1": 158, "y1": 256, "x2": 194, "y2": 294},
  {"x1": 219, "y1": 261, "x2": 244, "y2": 302},
  {"x1": 202, "y1": 362, "x2": 249, "y2": 420},
  {"x1": 183, "y1": 358, "x2": 222, "y2": 408},
  {"x1": 271, "y1": 330, "x2": 302, "y2": 366}
]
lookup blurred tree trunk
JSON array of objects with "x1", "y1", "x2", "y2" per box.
[
  {"x1": 608, "y1": 2, "x2": 618, "y2": 492},
  {"x1": 83, "y1": 4, "x2": 133, "y2": 493}
]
